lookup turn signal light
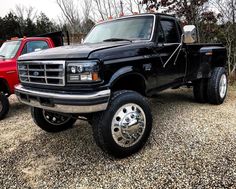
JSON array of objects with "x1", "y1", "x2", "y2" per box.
[{"x1": 92, "y1": 72, "x2": 99, "y2": 81}]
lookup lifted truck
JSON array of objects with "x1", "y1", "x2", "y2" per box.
[
  {"x1": 15, "y1": 14, "x2": 227, "y2": 158},
  {"x1": 0, "y1": 31, "x2": 65, "y2": 120}
]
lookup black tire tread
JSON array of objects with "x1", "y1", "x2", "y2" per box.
[
  {"x1": 92, "y1": 90, "x2": 152, "y2": 158},
  {"x1": 207, "y1": 67, "x2": 227, "y2": 105},
  {"x1": 0, "y1": 93, "x2": 9, "y2": 120},
  {"x1": 31, "y1": 107, "x2": 76, "y2": 132},
  {"x1": 193, "y1": 79, "x2": 208, "y2": 103},
  {"x1": 92, "y1": 90, "x2": 127, "y2": 151}
]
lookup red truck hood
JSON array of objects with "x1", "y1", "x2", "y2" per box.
[{"x1": 18, "y1": 41, "x2": 131, "y2": 61}]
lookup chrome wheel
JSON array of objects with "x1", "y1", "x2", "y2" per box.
[
  {"x1": 219, "y1": 74, "x2": 227, "y2": 99},
  {"x1": 111, "y1": 103, "x2": 146, "y2": 148},
  {"x1": 43, "y1": 110, "x2": 71, "y2": 126}
]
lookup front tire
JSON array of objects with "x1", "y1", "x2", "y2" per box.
[
  {"x1": 207, "y1": 67, "x2": 228, "y2": 105},
  {"x1": 0, "y1": 93, "x2": 9, "y2": 120},
  {"x1": 92, "y1": 90, "x2": 152, "y2": 158},
  {"x1": 31, "y1": 107, "x2": 76, "y2": 132}
]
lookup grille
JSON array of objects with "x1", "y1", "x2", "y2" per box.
[{"x1": 18, "y1": 61, "x2": 65, "y2": 86}]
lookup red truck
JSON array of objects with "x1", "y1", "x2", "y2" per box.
[{"x1": 0, "y1": 32, "x2": 65, "y2": 120}]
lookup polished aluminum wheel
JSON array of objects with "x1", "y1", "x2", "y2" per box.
[
  {"x1": 111, "y1": 103, "x2": 146, "y2": 147},
  {"x1": 43, "y1": 110, "x2": 71, "y2": 126},
  {"x1": 219, "y1": 74, "x2": 227, "y2": 99}
]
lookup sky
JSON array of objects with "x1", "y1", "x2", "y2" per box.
[{"x1": 0, "y1": 0, "x2": 62, "y2": 21}]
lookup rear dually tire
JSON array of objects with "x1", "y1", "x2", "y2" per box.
[{"x1": 207, "y1": 67, "x2": 228, "y2": 105}]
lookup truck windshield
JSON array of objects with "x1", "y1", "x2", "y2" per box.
[
  {"x1": 0, "y1": 40, "x2": 21, "y2": 59},
  {"x1": 84, "y1": 16, "x2": 154, "y2": 43}
]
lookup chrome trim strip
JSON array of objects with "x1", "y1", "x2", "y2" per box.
[
  {"x1": 18, "y1": 99, "x2": 108, "y2": 113},
  {"x1": 6, "y1": 71, "x2": 16, "y2": 74},
  {"x1": 15, "y1": 85, "x2": 110, "y2": 100},
  {"x1": 15, "y1": 84, "x2": 110, "y2": 113}
]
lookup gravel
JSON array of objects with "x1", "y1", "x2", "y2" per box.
[{"x1": 0, "y1": 87, "x2": 236, "y2": 189}]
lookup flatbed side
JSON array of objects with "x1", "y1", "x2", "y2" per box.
[{"x1": 185, "y1": 43, "x2": 227, "y2": 82}]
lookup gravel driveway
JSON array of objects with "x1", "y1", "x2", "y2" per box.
[{"x1": 0, "y1": 88, "x2": 236, "y2": 189}]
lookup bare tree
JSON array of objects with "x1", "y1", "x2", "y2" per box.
[
  {"x1": 125, "y1": 0, "x2": 143, "y2": 14},
  {"x1": 92, "y1": 0, "x2": 144, "y2": 20},
  {"x1": 12, "y1": 4, "x2": 38, "y2": 36},
  {"x1": 56, "y1": 0, "x2": 81, "y2": 33},
  {"x1": 211, "y1": 0, "x2": 236, "y2": 78},
  {"x1": 82, "y1": 0, "x2": 92, "y2": 20},
  {"x1": 93, "y1": 0, "x2": 106, "y2": 20},
  {"x1": 14, "y1": 4, "x2": 37, "y2": 21}
]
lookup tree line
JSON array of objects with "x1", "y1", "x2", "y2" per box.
[{"x1": 0, "y1": 8, "x2": 59, "y2": 40}]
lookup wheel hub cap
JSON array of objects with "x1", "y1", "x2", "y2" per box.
[
  {"x1": 43, "y1": 110, "x2": 71, "y2": 126},
  {"x1": 219, "y1": 74, "x2": 227, "y2": 99},
  {"x1": 111, "y1": 103, "x2": 146, "y2": 147}
]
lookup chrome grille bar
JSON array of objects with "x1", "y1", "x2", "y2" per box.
[{"x1": 18, "y1": 60, "x2": 65, "y2": 86}]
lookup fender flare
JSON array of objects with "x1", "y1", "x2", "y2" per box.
[
  {"x1": 198, "y1": 46, "x2": 227, "y2": 79},
  {"x1": 108, "y1": 66, "x2": 146, "y2": 88}
]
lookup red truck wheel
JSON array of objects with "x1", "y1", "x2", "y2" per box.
[{"x1": 0, "y1": 93, "x2": 9, "y2": 120}]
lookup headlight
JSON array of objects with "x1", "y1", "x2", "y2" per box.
[{"x1": 67, "y1": 61, "x2": 101, "y2": 83}]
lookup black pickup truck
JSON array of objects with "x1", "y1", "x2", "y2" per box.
[{"x1": 15, "y1": 13, "x2": 227, "y2": 158}]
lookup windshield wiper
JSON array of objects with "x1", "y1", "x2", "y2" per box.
[
  {"x1": 0, "y1": 55, "x2": 5, "y2": 58},
  {"x1": 103, "y1": 38, "x2": 132, "y2": 42}
]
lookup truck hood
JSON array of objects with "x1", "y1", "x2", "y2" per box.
[{"x1": 18, "y1": 41, "x2": 132, "y2": 61}]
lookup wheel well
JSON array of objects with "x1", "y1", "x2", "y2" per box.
[
  {"x1": 211, "y1": 54, "x2": 227, "y2": 68},
  {"x1": 0, "y1": 79, "x2": 10, "y2": 95},
  {"x1": 111, "y1": 74, "x2": 146, "y2": 95}
]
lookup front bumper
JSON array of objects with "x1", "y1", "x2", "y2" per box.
[{"x1": 15, "y1": 84, "x2": 110, "y2": 113}]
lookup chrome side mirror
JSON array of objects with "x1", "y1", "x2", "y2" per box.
[
  {"x1": 34, "y1": 48, "x2": 42, "y2": 52},
  {"x1": 81, "y1": 38, "x2": 84, "y2": 44},
  {"x1": 183, "y1": 25, "x2": 197, "y2": 44}
]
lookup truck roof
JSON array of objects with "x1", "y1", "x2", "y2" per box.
[
  {"x1": 145, "y1": 12, "x2": 175, "y2": 17},
  {"x1": 98, "y1": 13, "x2": 176, "y2": 25},
  {"x1": 6, "y1": 37, "x2": 51, "y2": 42}
]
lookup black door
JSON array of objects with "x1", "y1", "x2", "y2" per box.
[{"x1": 151, "y1": 18, "x2": 186, "y2": 89}]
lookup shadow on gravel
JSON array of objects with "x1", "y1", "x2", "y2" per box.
[
  {"x1": 0, "y1": 121, "x2": 106, "y2": 188},
  {"x1": 150, "y1": 88, "x2": 194, "y2": 104}
]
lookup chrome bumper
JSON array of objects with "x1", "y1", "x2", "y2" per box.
[{"x1": 15, "y1": 84, "x2": 110, "y2": 113}]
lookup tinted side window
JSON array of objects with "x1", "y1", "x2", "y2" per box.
[
  {"x1": 160, "y1": 20, "x2": 180, "y2": 43},
  {"x1": 22, "y1": 41, "x2": 49, "y2": 55},
  {"x1": 157, "y1": 26, "x2": 165, "y2": 43}
]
